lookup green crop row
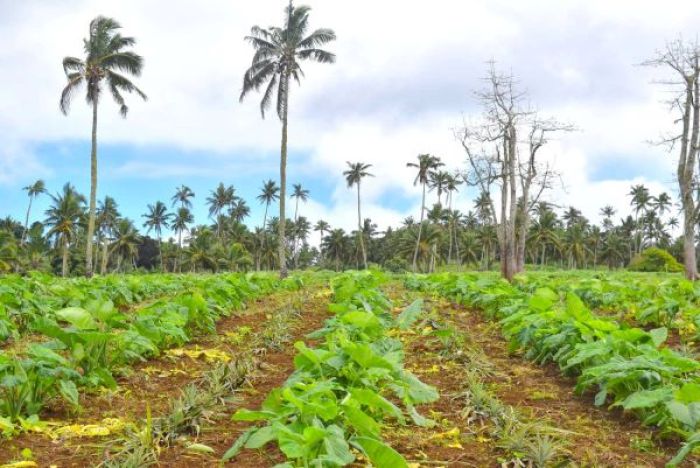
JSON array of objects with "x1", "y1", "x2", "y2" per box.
[
  {"x1": 223, "y1": 271, "x2": 438, "y2": 467},
  {"x1": 0, "y1": 273, "x2": 300, "y2": 437},
  {"x1": 512, "y1": 271, "x2": 700, "y2": 335},
  {"x1": 406, "y1": 273, "x2": 700, "y2": 466}
]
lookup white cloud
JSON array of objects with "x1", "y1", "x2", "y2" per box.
[{"x1": 1, "y1": 0, "x2": 699, "y2": 227}]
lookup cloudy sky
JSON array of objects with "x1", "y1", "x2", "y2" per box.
[{"x1": 1, "y1": 0, "x2": 698, "y2": 237}]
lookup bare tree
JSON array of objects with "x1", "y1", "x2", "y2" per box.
[
  {"x1": 456, "y1": 62, "x2": 571, "y2": 281},
  {"x1": 643, "y1": 38, "x2": 700, "y2": 280}
]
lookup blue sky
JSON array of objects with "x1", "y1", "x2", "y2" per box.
[{"x1": 1, "y1": 0, "x2": 699, "y2": 235}]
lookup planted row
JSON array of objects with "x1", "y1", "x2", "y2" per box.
[
  {"x1": 0, "y1": 273, "x2": 205, "y2": 342},
  {"x1": 224, "y1": 271, "x2": 438, "y2": 467},
  {"x1": 0, "y1": 273, "x2": 299, "y2": 435},
  {"x1": 407, "y1": 273, "x2": 700, "y2": 466}
]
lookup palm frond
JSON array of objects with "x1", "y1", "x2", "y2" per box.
[
  {"x1": 297, "y1": 48, "x2": 335, "y2": 63},
  {"x1": 59, "y1": 74, "x2": 84, "y2": 115},
  {"x1": 99, "y1": 51, "x2": 144, "y2": 76},
  {"x1": 298, "y1": 29, "x2": 336, "y2": 49},
  {"x1": 260, "y1": 73, "x2": 278, "y2": 118},
  {"x1": 240, "y1": 60, "x2": 276, "y2": 101},
  {"x1": 107, "y1": 70, "x2": 147, "y2": 100},
  {"x1": 62, "y1": 56, "x2": 85, "y2": 74}
]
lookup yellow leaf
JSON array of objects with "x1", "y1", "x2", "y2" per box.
[{"x1": 1, "y1": 463, "x2": 38, "y2": 468}]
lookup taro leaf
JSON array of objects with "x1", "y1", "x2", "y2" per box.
[
  {"x1": 322, "y1": 425, "x2": 355, "y2": 466},
  {"x1": 529, "y1": 288, "x2": 558, "y2": 311},
  {"x1": 667, "y1": 401, "x2": 700, "y2": 430},
  {"x1": 222, "y1": 427, "x2": 254, "y2": 461},
  {"x1": 342, "y1": 405, "x2": 380, "y2": 437},
  {"x1": 675, "y1": 383, "x2": 700, "y2": 404},
  {"x1": 618, "y1": 388, "x2": 673, "y2": 410},
  {"x1": 350, "y1": 388, "x2": 404, "y2": 424},
  {"x1": 245, "y1": 425, "x2": 276, "y2": 449},
  {"x1": 649, "y1": 327, "x2": 668, "y2": 348},
  {"x1": 396, "y1": 300, "x2": 423, "y2": 330},
  {"x1": 56, "y1": 307, "x2": 98, "y2": 330},
  {"x1": 350, "y1": 436, "x2": 408, "y2": 468},
  {"x1": 407, "y1": 404, "x2": 435, "y2": 428},
  {"x1": 58, "y1": 380, "x2": 79, "y2": 408},
  {"x1": 276, "y1": 423, "x2": 307, "y2": 459},
  {"x1": 232, "y1": 408, "x2": 276, "y2": 422},
  {"x1": 341, "y1": 311, "x2": 381, "y2": 330}
]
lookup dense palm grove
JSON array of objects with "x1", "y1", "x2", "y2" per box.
[{"x1": 0, "y1": 170, "x2": 682, "y2": 275}]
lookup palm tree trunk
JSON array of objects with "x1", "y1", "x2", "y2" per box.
[
  {"x1": 447, "y1": 193, "x2": 453, "y2": 264},
  {"x1": 158, "y1": 235, "x2": 164, "y2": 271},
  {"x1": 85, "y1": 101, "x2": 98, "y2": 277},
  {"x1": 178, "y1": 230, "x2": 182, "y2": 273},
  {"x1": 62, "y1": 236, "x2": 69, "y2": 277},
  {"x1": 412, "y1": 183, "x2": 426, "y2": 271},
  {"x1": 22, "y1": 196, "x2": 33, "y2": 245},
  {"x1": 357, "y1": 182, "x2": 367, "y2": 269},
  {"x1": 278, "y1": 72, "x2": 290, "y2": 279},
  {"x1": 101, "y1": 237, "x2": 108, "y2": 274}
]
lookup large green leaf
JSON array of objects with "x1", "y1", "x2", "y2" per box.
[
  {"x1": 56, "y1": 307, "x2": 98, "y2": 330},
  {"x1": 351, "y1": 436, "x2": 408, "y2": 468},
  {"x1": 396, "y1": 300, "x2": 423, "y2": 330}
]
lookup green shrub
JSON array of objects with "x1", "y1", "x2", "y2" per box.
[
  {"x1": 628, "y1": 247, "x2": 683, "y2": 273},
  {"x1": 384, "y1": 257, "x2": 408, "y2": 273}
]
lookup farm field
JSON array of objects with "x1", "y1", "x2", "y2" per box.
[{"x1": 0, "y1": 270, "x2": 699, "y2": 467}]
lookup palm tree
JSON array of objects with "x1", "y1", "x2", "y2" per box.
[
  {"x1": 240, "y1": 2, "x2": 336, "y2": 278},
  {"x1": 60, "y1": 16, "x2": 146, "y2": 277},
  {"x1": 428, "y1": 170, "x2": 450, "y2": 205},
  {"x1": 143, "y1": 201, "x2": 171, "y2": 271},
  {"x1": 21, "y1": 180, "x2": 46, "y2": 245},
  {"x1": 172, "y1": 207, "x2": 194, "y2": 272},
  {"x1": 343, "y1": 162, "x2": 374, "y2": 269},
  {"x1": 406, "y1": 154, "x2": 443, "y2": 271},
  {"x1": 109, "y1": 219, "x2": 140, "y2": 272},
  {"x1": 314, "y1": 219, "x2": 330, "y2": 263},
  {"x1": 629, "y1": 184, "x2": 651, "y2": 254},
  {"x1": 290, "y1": 183, "x2": 309, "y2": 222},
  {"x1": 230, "y1": 199, "x2": 251, "y2": 224},
  {"x1": 652, "y1": 192, "x2": 672, "y2": 217},
  {"x1": 45, "y1": 184, "x2": 86, "y2": 277},
  {"x1": 207, "y1": 183, "x2": 235, "y2": 237},
  {"x1": 172, "y1": 185, "x2": 195, "y2": 209},
  {"x1": 256, "y1": 180, "x2": 280, "y2": 269},
  {"x1": 322, "y1": 228, "x2": 348, "y2": 271},
  {"x1": 97, "y1": 196, "x2": 120, "y2": 274}
]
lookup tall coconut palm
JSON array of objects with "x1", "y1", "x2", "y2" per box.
[
  {"x1": 290, "y1": 183, "x2": 309, "y2": 267},
  {"x1": 314, "y1": 219, "x2": 331, "y2": 259},
  {"x1": 45, "y1": 184, "x2": 86, "y2": 277},
  {"x1": 240, "y1": 2, "x2": 336, "y2": 278},
  {"x1": 96, "y1": 196, "x2": 120, "y2": 274},
  {"x1": 406, "y1": 154, "x2": 443, "y2": 271},
  {"x1": 60, "y1": 16, "x2": 146, "y2": 277},
  {"x1": 172, "y1": 185, "x2": 195, "y2": 209},
  {"x1": 207, "y1": 183, "x2": 235, "y2": 238},
  {"x1": 21, "y1": 180, "x2": 46, "y2": 245},
  {"x1": 290, "y1": 183, "x2": 309, "y2": 222},
  {"x1": 143, "y1": 201, "x2": 171, "y2": 271},
  {"x1": 343, "y1": 162, "x2": 373, "y2": 269},
  {"x1": 629, "y1": 184, "x2": 651, "y2": 254},
  {"x1": 230, "y1": 199, "x2": 251, "y2": 224},
  {"x1": 171, "y1": 207, "x2": 194, "y2": 273}
]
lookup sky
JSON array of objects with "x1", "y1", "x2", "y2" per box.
[{"x1": 1, "y1": 0, "x2": 699, "y2": 240}]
